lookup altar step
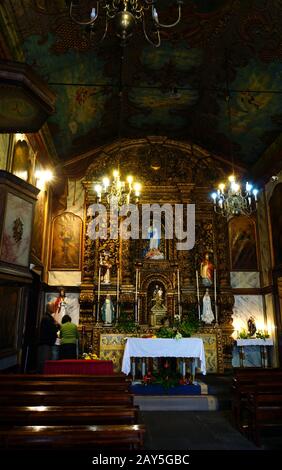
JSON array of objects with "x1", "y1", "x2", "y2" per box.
[
  {"x1": 134, "y1": 394, "x2": 219, "y2": 411},
  {"x1": 132, "y1": 375, "x2": 232, "y2": 411}
]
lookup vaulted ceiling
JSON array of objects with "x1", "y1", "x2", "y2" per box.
[{"x1": 1, "y1": 0, "x2": 282, "y2": 173}]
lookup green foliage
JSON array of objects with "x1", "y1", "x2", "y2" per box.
[
  {"x1": 238, "y1": 329, "x2": 249, "y2": 339},
  {"x1": 116, "y1": 311, "x2": 139, "y2": 334},
  {"x1": 177, "y1": 318, "x2": 199, "y2": 338},
  {"x1": 238, "y1": 329, "x2": 270, "y2": 340},
  {"x1": 255, "y1": 330, "x2": 270, "y2": 340},
  {"x1": 156, "y1": 315, "x2": 200, "y2": 339},
  {"x1": 150, "y1": 360, "x2": 182, "y2": 389},
  {"x1": 155, "y1": 326, "x2": 176, "y2": 338}
]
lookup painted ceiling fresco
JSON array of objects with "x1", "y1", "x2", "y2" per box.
[{"x1": 1, "y1": 0, "x2": 282, "y2": 166}]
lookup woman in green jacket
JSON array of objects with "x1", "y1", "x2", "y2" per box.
[{"x1": 59, "y1": 314, "x2": 79, "y2": 359}]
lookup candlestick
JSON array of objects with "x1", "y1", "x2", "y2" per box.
[
  {"x1": 97, "y1": 266, "x2": 101, "y2": 322},
  {"x1": 214, "y1": 268, "x2": 218, "y2": 323},
  {"x1": 177, "y1": 269, "x2": 181, "y2": 320},
  {"x1": 117, "y1": 267, "x2": 120, "y2": 321},
  {"x1": 137, "y1": 297, "x2": 140, "y2": 324},
  {"x1": 135, "y1": 268, "x2": 138, "y2": 302},
  {"x1": 196, "y1": 270, "x2": 201, "y2": 320},
  {"x1": 135, "y1": 268, "x2": 138, "y2": 323},
  {"x1": 214, "y1": 268, "x2": 217, "y2": 302}
]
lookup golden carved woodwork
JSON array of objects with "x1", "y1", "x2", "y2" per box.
[{"x1": 77, "y1": 139, "x2": 235, "y2": 369}]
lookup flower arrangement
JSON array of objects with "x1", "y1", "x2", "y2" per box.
[
  {"x1": 237, "y1": 329, "x2": 270, "y2": 340},
  {"x1": 142, "y1": 359, "x2": 191, "y2": 389},
  {"x1": 81, "y1": 352, "x2": 100, "y2": 360}
]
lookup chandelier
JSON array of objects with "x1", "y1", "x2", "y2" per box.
[
  {"x1": 211, "y1": 53, "x2": 258, "y2": 217},
  {"x1": 94, "y1": 169, "x2": 141, "y2": 206},
  {"x1": 67, "y1": 0, "x2": 183, "y2": 47},
  {"x1": 211, "y1": 175, "x2": 258, "y2": 217}
]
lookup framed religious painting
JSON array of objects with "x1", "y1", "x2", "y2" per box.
[
  {"x1": 0, "y1": 191, "x2": 34, "y2": 268},
  {"x1": 44, "y1": 291, "x2": 80, "y2": 325},
  {"x1": 228, "y1": 216, "x2": 258, "y2": 270},
  {"x1": 50, "y1": 212, "x2": 83, "y2": 270}
]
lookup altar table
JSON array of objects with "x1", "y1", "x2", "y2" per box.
[
  {"x1": 235, "y1": 339, "x2": 274, "y2": 368},
  {"x1": 121, "y1": 338, "x2": 206, "y2": 376},
  {"x1": 43, "y1": 360, "x2": 114, "y2": 375}
]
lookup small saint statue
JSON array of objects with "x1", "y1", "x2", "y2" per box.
[
  {"x1": 247, "y1": 316, "x2": 256, "y2": 337},
  {"x1": 201, "y1": 289, "x2": 215, "y2": 324},
  {"x1": 144, "y1": 224, "x2": 164, "y2": 260},
  {"x1": 152, "y1": 284, "x2": 164, "y2": 307},
  {"x1": 200, "y1": 252, "x2": 214, "y2": 287},
  {"x1": 150, "y1": 284, "x2": 167, "y2": 327},
  {"x1": 101, "y1": 295, "x2": 115, "y2": 325},
  {"x1": 100, "y1": 252, "x2": 112, "y2": 284}
]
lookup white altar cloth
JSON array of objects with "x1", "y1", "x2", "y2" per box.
[
  {"x1": 236, "y1": 339, "x2": 273, "y2": 346},
  {"x1": 121, "y1": 338, "x2": 206, "y2": 375}
]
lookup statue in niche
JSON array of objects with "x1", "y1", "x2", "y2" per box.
[
  {"x1": 101, "y1": 295, "x2": 115, "y2": 325},
  {"x1": 150, "y1": 283, "x2": 167, "y2": 327},
  {"x1": 201, "y1": 289, "x2": 214, "y2": 324},
  {"x1": 100, "y1": 251, "x2": 112, "y2": 284},
  {"x1": 144, "y1": 224, "x2": 164, "y2": 260},
  {"x1": 152, "y1": 284, "x2": 164, "y2": 307}
]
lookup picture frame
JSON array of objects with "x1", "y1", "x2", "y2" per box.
[
  {"x1": 50, "y1": 212, "x2": 83, "y2": 270},
  {"x1": 0, "y1": 191, "x2": 34, "y2": 268}
]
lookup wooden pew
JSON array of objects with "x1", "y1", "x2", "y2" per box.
[
  {"x1": 0, "y1": 391, "x2": 134, "y2": 406},
  {"x1": 0, "y1": 405, "x2": 139, "y2": 426},
  {"x1": 232, "y1": 372, "x2": 282, "y2": 430},
  {"x1": 246, "y1": 390, "x2": 282, "y2": 446},
  {"x1": 0, "y1": 381, "x2": 129, "y2": 392},
  {"x1": 0, "y1": 424, "x2": 146, "y2": 450},
  {"x1": 0, "y1": 374, "x2": 128, "y2": 383}
]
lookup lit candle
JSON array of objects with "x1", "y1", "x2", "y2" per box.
[{"x1": 196, "y1": 270, "x2": 201, "y2": 320}]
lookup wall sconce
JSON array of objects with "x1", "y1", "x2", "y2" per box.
[{"x1": 35, "y1": 169, "x2": 54, "y2": 190}]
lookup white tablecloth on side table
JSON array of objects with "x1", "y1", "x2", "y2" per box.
[
  {"x1": 121, "y1": 337, "x2": 206, "y2": 375},
  {"x1": 236, "y1": 339, "x2": 273, "y2": 346}
]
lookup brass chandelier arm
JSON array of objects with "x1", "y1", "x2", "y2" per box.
[
  {"x1": 69, "y1": 1, "x2": 99, "y2": 25},
  {"x1": 152, "y1": 1, "x2": 183, "y2": 29},
  {"x1": 142, "y1": 15, "x2": 161, "y2": 48}
]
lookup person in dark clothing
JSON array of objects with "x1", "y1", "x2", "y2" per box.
[{"x1": 37, "y1": 303, "x2": 58, "y2": 373}]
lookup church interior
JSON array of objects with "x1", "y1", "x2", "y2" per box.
[{"x1": 0, "y1": 0, "x2": 282, "y2": 455}]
